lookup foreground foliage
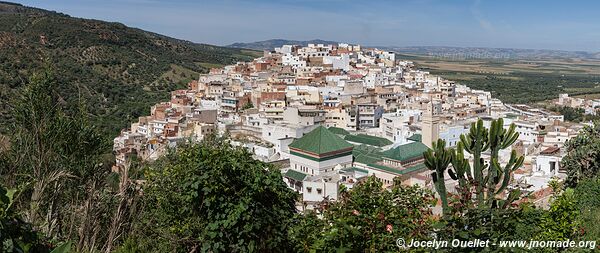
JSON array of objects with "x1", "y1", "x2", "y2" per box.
[
  {"x1": 0, "y1": 184, "x2": 51, "y2": 253},
  {"x1": 127, "y1": 140, "x2": 298, "y2": 252},
  {"x1": 1, "y1": 70, "x2": 119, "y2": 252},
  {"x1": 562, "y1": 122, "x2": 600, "y2": 187},
  {"x1": 289, "y1": 177, "x2": 435, "y2": 252}
]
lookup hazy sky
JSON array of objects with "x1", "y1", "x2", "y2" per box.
[{"x1": 12, "y1": 0, "x2": 600, "y2": 51}]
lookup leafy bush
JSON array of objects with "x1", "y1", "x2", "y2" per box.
[
  {"x1": 130, "y1": 139, "x2": 298, "y2": 252},
  {"x1": 290, "y1": 177, "x2": 436, "y2": 252}
]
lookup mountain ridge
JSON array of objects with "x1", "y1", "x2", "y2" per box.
[
  {"x1": 0, "y1": 1, "x2": 260, "y2": 135},
  {"x1": 229, "y1": 39, "x2": 600, "y2": 60}
]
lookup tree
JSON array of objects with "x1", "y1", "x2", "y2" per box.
[
  {"x1": 242, "y1": 102, "x2": 254, "y2": 110},
  {"x1": 573, "y1": 179, "x2": 600, "y2": 242},
  {"x1": 536, "y1": 187, "x2": 580, "y2": 241},
  {"x1": 438, "y1": 204, "x2": 544, "y2": 252},
  {"x1": 129, "y1": 138, "x2": 298, "y2": 252},
  {"x1": 562, "y1": 122, "x2": 600, "y2": 187},
  {"x1": 3, "y1": 70, "x2": 113, "y2": 252},
  {"x1": 289, "y1": 176, "x2": 435, "y2": 252}
]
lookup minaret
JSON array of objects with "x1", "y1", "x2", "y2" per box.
[{"x1": 422, "y1": 102, "x2": 440, "y2": 149}]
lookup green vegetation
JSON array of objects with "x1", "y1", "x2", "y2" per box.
[
  {"x1": 533, "y1": 157, "x2": 600, "y2": 248},
  {"x1": 424, "y1": 119, "x2": 524, "y2": 214},
  {"x1": 545, "y1": 106, "x2": 600, "y2": 122},
  {"x1": 129, "y1": 139, "x2": 297, "y2": 252},
  {"x1": 0, "y1": 184, "x2": 52, "y2": 253},
  {"x1": 432, "y1": 70, "x2": 600, "y2": 104},
  {"x1": 1, "y1": 70, "x2": 113, "y2": 252},
  {"x1": 426, "y1": 119, "x2": 597, "y2": 252},
  {"x1": 562, "y1": 122, "x2": 600, "y2": 187},
  {"x1": 424, "y1": 140, "x2": 452, "y2": 213},
  {"x1": 0, "y1": 2, "x2": 259, "y2": 136},
  {"x1": 289, "y1": 177, "x2": 435, "y2": 252},
  {"x1": 574, "y1": 178, "x2": 600, "y2": 241},
  {"x1": 241, "y1": 102, "x2": 254, "y2": 110},
  {"x1": 1, "y1": 70, "x2": 599, "y2": 252},
  {"x1": 405, "y1": 53, "x2": 600, "y2": 104}
]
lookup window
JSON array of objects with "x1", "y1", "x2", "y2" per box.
[
  {"x1": 307, "y1": 187, "x2": 312, "y2": 193},
  {"x1": 317, "y1": 188, "x2": 322, "y2": 194}
]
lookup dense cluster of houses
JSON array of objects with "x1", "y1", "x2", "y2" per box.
[
  {"x1": 557, "y1": 93, "x2": 600, "y2": 115},
  {"x1": 113, "y1": 43, "x2": 586, "y2": 211}
]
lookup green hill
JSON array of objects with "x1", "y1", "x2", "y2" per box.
[{"x1": 0, "y1": 1, "x2": 260, "y2": 135}]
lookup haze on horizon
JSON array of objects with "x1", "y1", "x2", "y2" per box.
[{"x1": 11, "y1": 0, "x2": 600, "y2": 52}]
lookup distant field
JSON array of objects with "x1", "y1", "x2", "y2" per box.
[
  {"x1": 572, "y1": 93, "x2": 600, "y2": 100},
  {"x1": 399, "y1": 53, "x2": 600, "y2": 104}
]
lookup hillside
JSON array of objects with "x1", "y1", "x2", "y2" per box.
[
  {"x1": 227, "y1": 39, "x2": 338, "y2": 51},
  {"x1": 0, "y1": 1, "x2": 260, "y2": 135}
]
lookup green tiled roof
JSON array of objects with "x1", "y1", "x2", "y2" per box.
[
  {"x1": 340, "y1": 167, "x2": 369, "y2": 174},
  {"x1": 284, "y1": 170, "x2": 307, "y2": 181},
  {"x1": 404, "y1": 163, "x2": 428, "y2": 173},
  {"x1": 366, "y1": 163, "x2": 403, "y2": 175},
  {"x1": 407, "y1": 134, "x2": 422, "y2": 142},
  {"x1": 366, "y1": 162, "x2": 427, "y2": 175},
  {"x1": 382, "y1": 142, "x2": 429, "y2": 162},
  {"x1": 353, "y1": 144, "x2": 383, "y2": 153},
  {"x1": 344, "y1": 134, "x2": 393, "y2": 147},
  {"x1": 354, "y1": 153, "x2": 383, "y2": 164},
  {"x1": 288, "y1": 126, "x2": 353, "y2": 155},
  {"x1": 328, "y1": 127, "x2": 350, "y2": 136},
  {"x1": 352, "y1": 144, "x2": 384, "y2": 164}
]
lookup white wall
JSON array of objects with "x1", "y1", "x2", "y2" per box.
[
  {"x1": 290, "y1": 153, "x2": 352, "y2": 176},
  {"x1": 535, "y1": 155, "x2": 561, "y2": 176},
  {"x1": 302, "y1": 181, "x2": 339, "y2": 202}
]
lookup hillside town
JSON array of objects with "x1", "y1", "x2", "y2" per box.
[
  {"x1": 113, "y1": 43, "x2": 584, "y2": 211},
  {"x1": 557, "y1": 93, "x2": 600, "y2": 115}
]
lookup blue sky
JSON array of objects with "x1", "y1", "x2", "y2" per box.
[{"x1": 12, "y1": 0, "x2": 600, "y2": 51}]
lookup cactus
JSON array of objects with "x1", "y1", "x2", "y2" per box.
[
  {"x1": 449, "y1": 142, "x2": 471, "y2": 190},
  {"x1": 485, "y1": 118, "x2": 521, "y2": 207},
  {"x1": 423, "y1": 139, "x2": 452, "y2": 214},
  {"x1": 495, "y1": 150, "x2": 524, "y2": 195},
  {"x1": 459, "y1": 119, "x2": 489, "y2": 206},
  {"x1": 424, "y1": 118, "x2": 526, "y2": 212},
  {"x1": 488, "y1": 118, "x2": 519, "y2": 156}
]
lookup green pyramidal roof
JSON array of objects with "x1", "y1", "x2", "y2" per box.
[
  {"x1": 289, "y1": 126, "x2": 353, "y2": 155},
  {"x1": 382, "y1": 142, "x2": 429, "y2": 162},
  {"x1": 407, "y1": 134, "x2": 422, "y2": 142}
]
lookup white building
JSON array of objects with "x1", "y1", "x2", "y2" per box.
[{"x1": 283, "y1": 126, "x2": 354, "y2": 206}]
